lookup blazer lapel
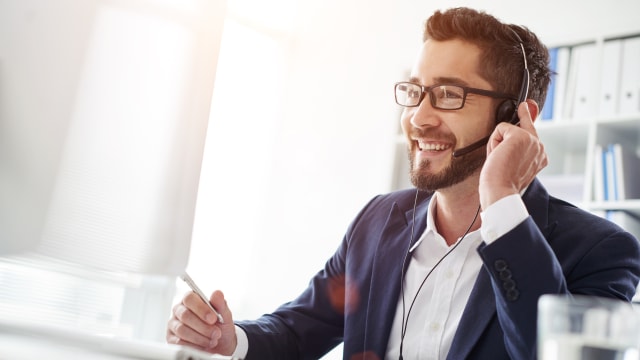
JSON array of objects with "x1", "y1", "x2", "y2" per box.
[
  {"x1": 362, "y1": 193, "x2": 431, "y2": 356},
  {"x1": 447, "y1": 269, "x2": 496, "y2": 359}
]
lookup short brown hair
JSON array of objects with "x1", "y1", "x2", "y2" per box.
[{"x1": 424, "y1": 7, "x2": 551, "y2": 110}]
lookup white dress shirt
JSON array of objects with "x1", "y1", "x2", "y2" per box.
[
  {"x1": 232, "y1": 193, "x2": 528, "y2": 359},
  {"x1": 385, "y1": 193, "x2": 528, "y2": 359}
]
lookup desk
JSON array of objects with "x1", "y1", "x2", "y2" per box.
[{"x1": 0, "y1": 319, "x2": 230, "y2": 360}]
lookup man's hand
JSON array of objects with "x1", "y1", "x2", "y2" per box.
[
  {"x1": 479, "y1": 101, "x2": 548, "y2": 210},
  {"x1": 166, "y1": 290, "x2": 238, "y2": 356}
]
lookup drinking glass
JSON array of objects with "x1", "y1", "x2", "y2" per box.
[{"x1": 538, "y1": 294, "x2": 640, "y2": 360}]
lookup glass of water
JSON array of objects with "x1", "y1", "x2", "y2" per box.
[{"x1": 538, "y1": 294, "x2": 640, "y2": 360}]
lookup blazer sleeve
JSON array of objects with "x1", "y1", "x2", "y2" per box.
[
  {"x1": 478, "y1": 209, "x2": 640, "y2": 360},
  {"x1": 234, "y1": 193, "x2": 393, "y2": 360},
  {"x1": 235, "y1": 237, "x2": 348, "y2": 360}
]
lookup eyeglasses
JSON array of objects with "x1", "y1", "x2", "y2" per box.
[{"x1": 394, "y1": 82, "x2": 516, "y2": 110}]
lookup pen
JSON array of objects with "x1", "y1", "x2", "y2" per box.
[{"x1": 179, "y1": 272, "x2": 224, "y2": 324}]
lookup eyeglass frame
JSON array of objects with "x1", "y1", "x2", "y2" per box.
[{"x1": 394, "y1": 81, "x2": 517, "y2": 110}]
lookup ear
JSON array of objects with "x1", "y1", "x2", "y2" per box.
[{"x1": 526, "y1": 99, "x2": 539, "y2": 124}]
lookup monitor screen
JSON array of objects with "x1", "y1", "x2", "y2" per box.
[{"x1": 0, "y1": 0, "x2": 225, "y2": 275}]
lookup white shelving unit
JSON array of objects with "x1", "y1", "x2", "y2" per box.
[
  {"x1": 538, "y1": 116, "x2": 640, "y2": 220},
  {"x1": 536, "y1": 33, "x2": 640, "y2": 238}
]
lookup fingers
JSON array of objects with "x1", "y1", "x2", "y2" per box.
[
  {"x1": 183, "y1": 291, "x2": 219, "y2": 325},
  {"x1": 167, "y1": 314, "x2": 220, "y2": 350},
  {"x1": 480, "y1": 101, "x2": 547, "y2": 208},
  {"x1": 180, "y1": 295, "x2": 222, "y2": 333},
  {"x1": 165, "y1": 291, "x2": 223, "y2": 351}
]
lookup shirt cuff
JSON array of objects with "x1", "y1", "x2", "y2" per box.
[
  {"x1": 230, "y1": 325, "x2": 249, "y2": 360},
  {"x1": 480, "y1": 194, "x2": 528, "y2": 244}
]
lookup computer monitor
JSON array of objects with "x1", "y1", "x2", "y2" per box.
[{"x1": 0, "y1": 0, "x2": 225, "y2": 275}]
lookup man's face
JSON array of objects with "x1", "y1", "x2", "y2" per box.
[{"x1": 400, "y1": 39, "x2": 497, "y2": 191}]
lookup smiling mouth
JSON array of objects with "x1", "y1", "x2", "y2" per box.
[{"x1": 417, "y1": 140, "x2": 452, "y2": 152}]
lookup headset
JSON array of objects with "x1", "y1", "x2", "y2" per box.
[
  {"x1": 451, "y1": 28, "x2": 530, "y2": 157},
  {"x1": 496, "y1": 28, "x2": 530, "y2": 125}
]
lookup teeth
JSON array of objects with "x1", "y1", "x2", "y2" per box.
[{"x1": 418, "y1": 141, "x2": 450, "y2": 151}]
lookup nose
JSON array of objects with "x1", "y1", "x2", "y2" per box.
[{"x1": 406, "y1": 95, "x2": 440, "y2": 128}]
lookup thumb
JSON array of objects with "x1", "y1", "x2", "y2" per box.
[
  {"x1": 517, "y1": 101, "x2": 538, "y2": 131},
  {"x1": 207, "y1": 290, "x2": 238, "y2": 356},
  {"x1": 209, "y1": 290, "x2": 233, "y2": 326}
]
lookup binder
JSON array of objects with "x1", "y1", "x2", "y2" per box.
[
  {"x1": 618, "y1": 36, "x2": 640, "y2": 114},
  {"x1": 598, "y1": 39, "x2": 623, "y2": 117},
  {"x1": 610, "y1": 143, "x2": 640, "y2": 200},
  {"x1": 603, "y1": 145, "x2": 615, "y2": 201},
  {"x1": 569, "y1": 43, "x2": 598, "y2": 121},
  {"x1": 593, "y1": 144, "x2": 604, "y2": 202},
  {"x1": 541, "y1": 47, "x2": 558, "y2": 121},
  {"x1": 553, "y1": 47, "x2": 571, "y2": 121}
]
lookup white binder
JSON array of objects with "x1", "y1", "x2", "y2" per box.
[
  {"x1": 598, "y1": 40, "x2": 623, "y2": 117},
  {"x1": 569, "y1": 43, "x2": 598, "y2": 121},
  {"x1": 619, "y1": 37, "x2": 640, "y2": 114}
]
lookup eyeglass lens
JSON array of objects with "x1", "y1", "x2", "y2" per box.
[{"x1": 395, "y1": 83, "x2": 465, "y2": 109}]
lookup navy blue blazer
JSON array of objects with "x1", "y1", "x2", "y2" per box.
[{"x1": 236, "y1": 179, "x2": 640, "y2": 359}]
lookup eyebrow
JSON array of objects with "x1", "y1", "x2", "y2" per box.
[{"x1": 408, "y1": 76, "x2": 469, "y2": 87}]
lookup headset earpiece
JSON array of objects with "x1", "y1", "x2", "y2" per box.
[{"x1": 495, "y1": 99, "x2": 518, "y2": 124}]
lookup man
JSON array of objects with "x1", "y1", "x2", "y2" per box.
[{"x1": 166, "y1": 7, "x2": 640, "y2": 359}]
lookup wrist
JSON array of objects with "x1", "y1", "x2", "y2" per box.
[
  {"x1": 480, "y1": 186, "x2": 518, "y2": 210},
  {"x1": 230, "y1": 325, "x2": 248, "y2": 359}
]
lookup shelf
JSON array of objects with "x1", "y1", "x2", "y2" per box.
[
  {"x1": 586, "y1": 199, "x2": 640, "y2": 218},
  {"x1": 595, "y1": 118, "x2": 640, "y2": 151}
]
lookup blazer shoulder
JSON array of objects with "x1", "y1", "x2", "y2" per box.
[
  {"x1": 367, "y1": 188, "x2": 433, "y2": 211},
  {"x1": 548, "y1": 195, "x2": 632, "y2": 237}
]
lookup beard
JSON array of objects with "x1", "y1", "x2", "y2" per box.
[{"x1": 408, "y1": 146, "x2": 486, "y2": 191}]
